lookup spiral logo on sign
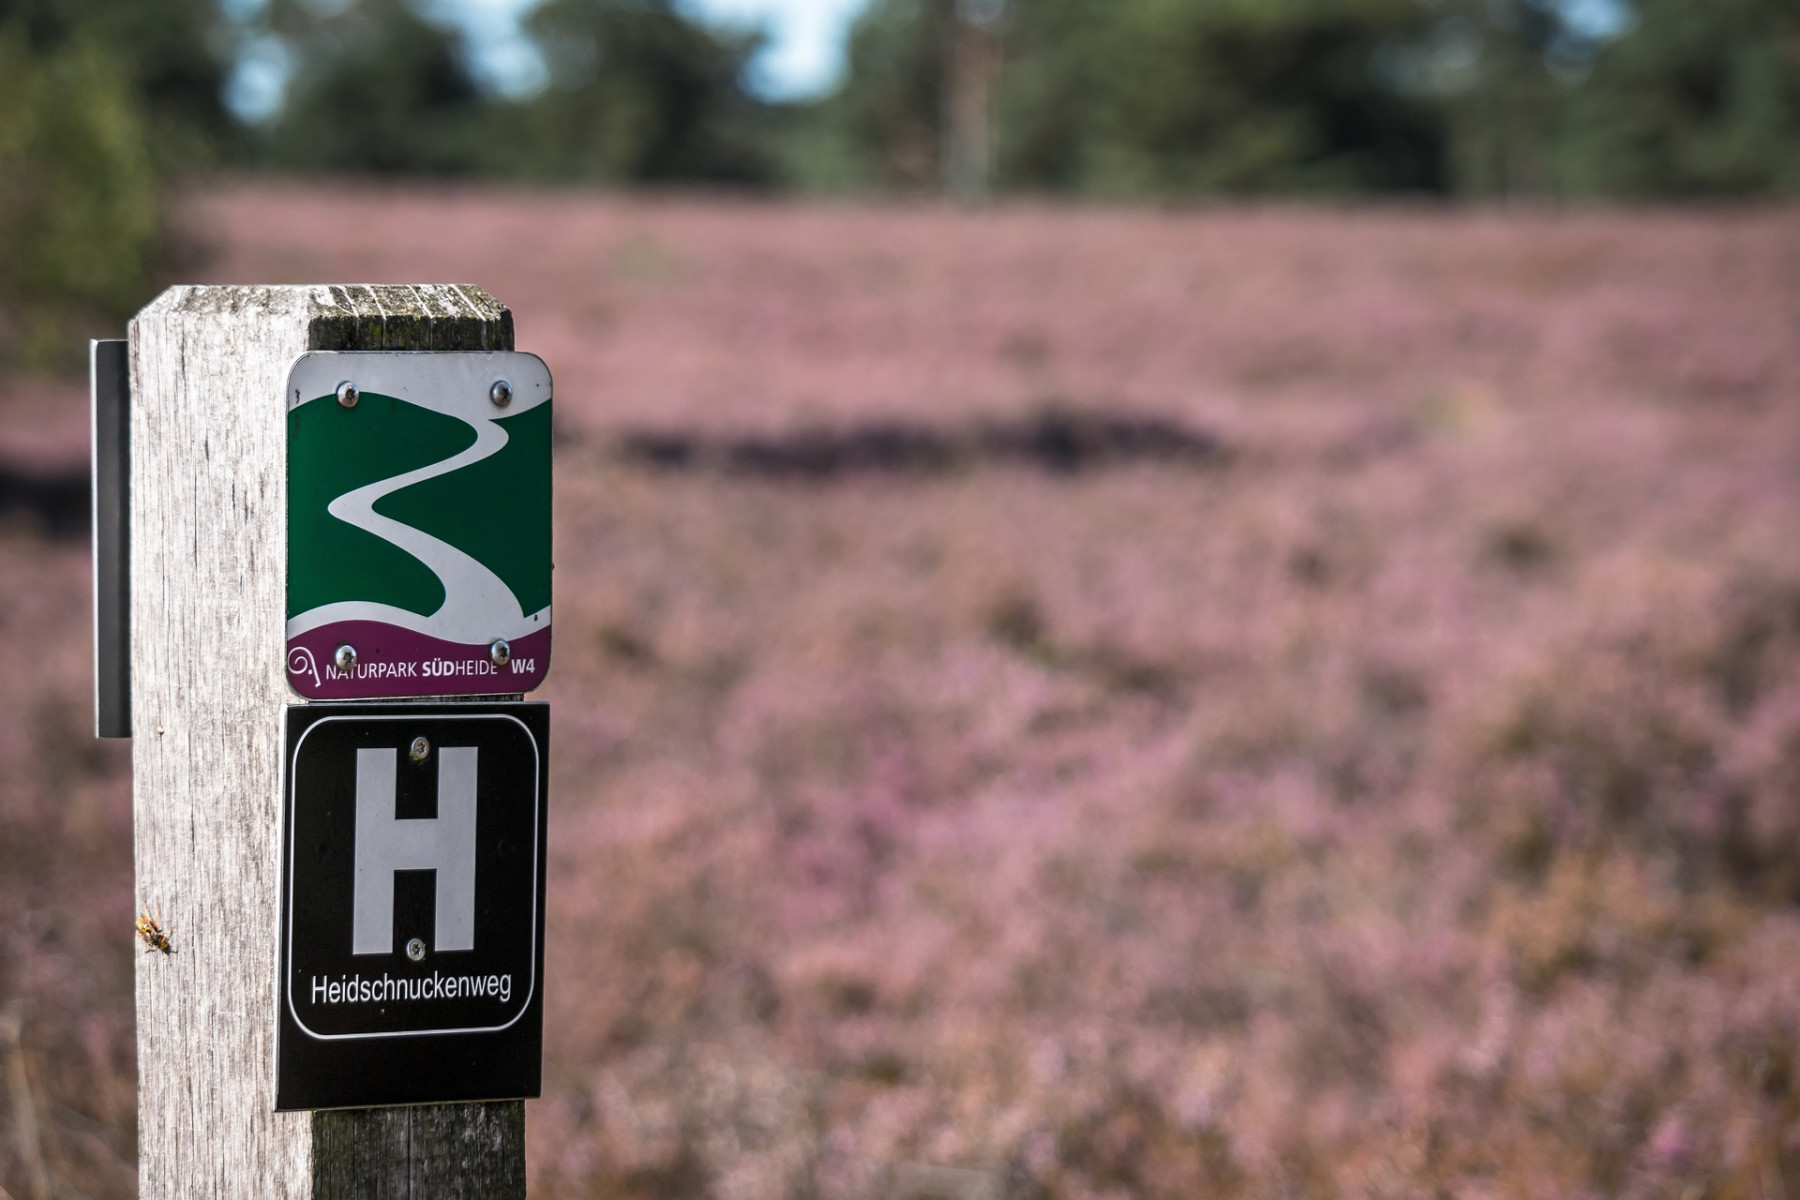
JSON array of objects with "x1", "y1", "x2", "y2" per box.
[{"x1": 288, "y1": 646, "x2": 321, "y2": 688}]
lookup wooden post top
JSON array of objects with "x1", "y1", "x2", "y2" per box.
[{"x1": 137, "y1": 284, "x2": 514, "y2": 352}]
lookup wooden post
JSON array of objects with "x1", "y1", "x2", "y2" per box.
[{"x1": 129, "y1": 285, "x2": 526, "y2": 1199}]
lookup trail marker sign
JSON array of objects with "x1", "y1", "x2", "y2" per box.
[
  {"x1": 285, "y1": 351, "x2": 552, "y2": 700},
  {"x1": 277, "y1": 701, "x2": 548, "y2": 1111}
]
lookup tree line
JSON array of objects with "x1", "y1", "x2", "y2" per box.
[{"x1": 0, "y1": 0, "x2": 1795, "y2": 364}]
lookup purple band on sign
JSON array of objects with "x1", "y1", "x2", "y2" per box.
[{"x1": 287, "y1": 624, "x2": 552, "y2": 700}]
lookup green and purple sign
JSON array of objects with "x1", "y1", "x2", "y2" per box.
[{"x1": 285, "y1": 351, "x2": 552, "y2": 700}]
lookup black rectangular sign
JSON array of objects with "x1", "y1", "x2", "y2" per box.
[{"x1": 277, "y1": 701, "x2": 548, "y2": 1111}]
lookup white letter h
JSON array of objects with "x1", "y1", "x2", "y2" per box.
[{"x1": 352, "y1": 747, "x2": 478, "y2": 955}]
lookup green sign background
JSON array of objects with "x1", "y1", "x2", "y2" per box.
[{"x1": 287, "y1": 393, "x2": 552, "y2": 624}]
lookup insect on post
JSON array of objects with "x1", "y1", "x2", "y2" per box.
[
  {"x1": 134, "y1": 908, "x2": 173, "y2": 955},
  {"x1": 96, "y1": 285, "x2": 553, "y2": 1198}
]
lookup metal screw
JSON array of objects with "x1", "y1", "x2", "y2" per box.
[
  {"x1": 489, "y1": 379, "x2": 513, "y2": 409},
  {"x1": 336, "y1": 381, "x2": 359, "y2": 409},
  {"x1": 488, "y1": 638, "x2": 511, "y2": 667},
  {"x1": 406, "y1": 938, "x2": 426, "y2": 962},
  {"x1": 409, "y1": 736, "x2": 430, "y2": 763},
  {"x1": 333, "y1": 644, "x2": 357, "y2": 673}
]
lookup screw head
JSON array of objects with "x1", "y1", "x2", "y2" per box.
[
  {"x1": 333, "y1": 644, "x2": 357, "y2": 673},
  {"x1": 336, "y1": 381, "x2": 359, "y2": 409},
  {"x1": 489, "y1": 379, "x2": 513, "y2": 408},
  {"x1": 405, "y1": 937, "x2": 426, "y2": 962},
  {"x1": 489, "y1": 638, "x2": 511, "y2": 667},
  {"x1": 409, "y1": 736, "x2": 430, "y2": 763}
]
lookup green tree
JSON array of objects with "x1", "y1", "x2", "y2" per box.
[
  {"x1": 260, "y1": 0, "x2": 491, "y2": 175},
  {"x1": 501, "y1": 0, "x2": 772, "y2": 183},
  {"x1": 819, "y1": 0, "x2": 1447, "y2": 196},
  {"x1": 1432, "y1": 0, "x2": 1576, "y2": 196},
  {"x1": 826, "y1": 0, "x2": 959, "y2": 189},
  {"x1": 0, "y1": 0, "x2": 233, "y2": 168},
  {"x1": 1555, "y1": 0, "x2": 1800, "y2": 195},
  {"x1": 253, "y1": 0, "x2": 774, "y2": 184},
  {"x1": 1026, "y1": 0, "x2": 1446, "y2": 194},
  {"x1": 0, "y1": 0, "x2": 234, "y2": 366},
  {"x1": 0, "y1": 25, "x2": 162, "y2": 366}
]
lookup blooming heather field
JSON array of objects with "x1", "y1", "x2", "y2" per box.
[{"x1": 2, "y1": 186, "x2": 1800, "y2": 1199}]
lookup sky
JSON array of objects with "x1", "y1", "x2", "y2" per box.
[
  {"x1": 683, "y1": 0, "x2": 872, "y2": 99},
  {"x1": 435, "y1": 0, "x2": 1631, "y2": 101},
  {"x1": 226, "y1": 0, "x2": 871, "y2": 124},
  {"x1": 450, "y1": 0, "x2": 872, "y2": 101},
  {"x1": 226, "y1": 0, "x2": 1631, "y2": 124}
]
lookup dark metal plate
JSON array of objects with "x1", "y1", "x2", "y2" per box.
[
  {"x1": 276, "y1": 701, "x2": 548, "y2": 1111},
  {"x1": 91, "y1": 339, "x2": 129, "y2": 738}
]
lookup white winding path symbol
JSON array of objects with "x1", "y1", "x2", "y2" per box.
[{"x1": 287, "y1": 405, "x2": 549, "y2": 644}]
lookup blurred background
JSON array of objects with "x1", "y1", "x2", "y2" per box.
[{"x1": 1, "y1": 0, "x2": 1799, "y2": 1196}]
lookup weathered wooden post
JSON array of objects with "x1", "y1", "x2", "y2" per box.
[{"x1": 98, "y1": 285, "x2": 552, "y2": 1197}]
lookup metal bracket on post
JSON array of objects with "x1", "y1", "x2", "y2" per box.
[{"x1": 91, "y1": 337, "x2": 130, "y2": 739}]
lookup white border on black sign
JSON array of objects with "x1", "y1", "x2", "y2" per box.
[{"x1": 284, "y1": 712, "x2": 541, "y2": 1041}]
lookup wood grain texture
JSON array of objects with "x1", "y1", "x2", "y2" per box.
[
  {"x1": 130, "y1": 284, "x2": 524, "y2": 1200},
  {"x1": 312, "y1": 1103, "x2": 526, "y2": 1199}
]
